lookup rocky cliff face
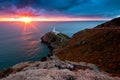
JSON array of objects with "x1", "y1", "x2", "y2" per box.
[
  {"x1": 41, "y1": 32, "x2": 70, "y2": 53},
  {"x1": 41, "y1": 32, "x2": 57, "y2": 44},
  {"x1": 56, "y1": 17, "x2": 120, "y2": 77}
]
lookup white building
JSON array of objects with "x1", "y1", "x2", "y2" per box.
[{"x1": 52, "y1": 27, "x2": 60, "y2": 35}]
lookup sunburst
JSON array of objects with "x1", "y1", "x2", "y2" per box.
[{"x1": 19, "y1": 17, "x2": 32, "y2": 24}]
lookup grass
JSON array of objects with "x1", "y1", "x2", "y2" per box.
[{"x1": 56, "y1": 29, "x2": 120, "y2": 76}]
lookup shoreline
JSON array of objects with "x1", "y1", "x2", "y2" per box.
[{"x1": 0, "y1": 30, "x2": 120, "y2": 80}]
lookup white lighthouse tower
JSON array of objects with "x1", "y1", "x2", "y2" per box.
[{"x1": 52, "y1": 27, "x2": 60, "y2": 35}]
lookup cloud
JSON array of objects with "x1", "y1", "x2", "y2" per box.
[
  {"x1": 65, "y1": 0, "x2": 120, "y2": 17},
  {"x1": 0, "y1": 0, "x2": 120, "y2": 18}
]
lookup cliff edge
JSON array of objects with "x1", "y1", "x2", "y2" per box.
[{"x1": 56, "y1": 17, "x2": 120, "y2": 77}]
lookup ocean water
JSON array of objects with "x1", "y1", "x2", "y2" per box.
[{"x1": 0, "y1": 21, "x2": 105, "y2": 69}]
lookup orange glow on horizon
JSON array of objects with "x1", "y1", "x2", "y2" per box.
[
  {"x1": 0, "y1": 16, "x2": 110, "y2": 22},
  {"x1": 0, "y1": 15, "x2": 110, "y2": 34}
]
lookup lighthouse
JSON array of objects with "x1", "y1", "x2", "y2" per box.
[{"x1": 52, "y1": 27, "x2": 60, "y2": 35}]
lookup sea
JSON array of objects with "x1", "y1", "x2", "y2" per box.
[{"x1": 0, "y1": 21, "x2": 106, "y2": 69}]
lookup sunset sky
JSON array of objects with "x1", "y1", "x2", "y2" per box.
[{"x1": 0, "y1": 0, "x2": 120, "y2": 21}]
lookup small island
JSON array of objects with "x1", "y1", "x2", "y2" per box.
[{"x1": 41, "y1": 28, "x2": 70, "y2": 53}]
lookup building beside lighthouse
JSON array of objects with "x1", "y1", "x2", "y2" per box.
[{"x1": 52, "y1": 27, "x2": 60, "y2": 35}]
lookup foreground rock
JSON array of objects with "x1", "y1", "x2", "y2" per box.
[
  {"x1": 1, "y1": 69, "x2": 120, "y2": 80},
  {"x1": 0, "y1": 59, "x2": 120, "y2": 80},
  {"x1": 0, "y1": 56, "x2": 100, "y2": 79}
]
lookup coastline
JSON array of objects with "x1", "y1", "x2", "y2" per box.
[
  {"x1": 1, "y1": 29, "x2": 119, "y2": 80},
  {"x1": 0, "y1": 17, "x2": 120, "y2": 80}
]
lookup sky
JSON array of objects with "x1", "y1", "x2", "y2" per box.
[{"x1": 0, "y1": 0, "x2": 120, "y2": 20}]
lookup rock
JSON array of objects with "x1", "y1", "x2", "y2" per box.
[
  {"x1": 1, "y1": 69, "x2": 120, "y2": 80},
  {"x1": 0, "y1": 68, "x2": 13, "y2": 79},
  {"x1": 0, "y1": 60, "x2": 102, "y2": 79},
  {"x1": 41, "y1": 32, "x2": 57, "y2": 44},
  {"x1": 41, "y1": 31, "x2": 70, "y2": 54},
  {"x1": 0, "y1": 57, "x2": 120, "y2": 80}
]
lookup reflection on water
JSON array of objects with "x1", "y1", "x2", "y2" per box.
[
  {"x1": 20, "y1": 32, "x2": 41, "y2": 60},
  {"x1": 0, "y1": 21, "x2": 105, "y2": 69},
  {"x1": 0, "y1": 22, "x2": 50, "y2": 69},
  {"x1": 20, "y1": 31, "x2": 42, "y2": 60}
]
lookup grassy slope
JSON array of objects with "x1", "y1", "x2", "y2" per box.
[{"x1": 56, "y1": 18, "x2": 120, "y2": 76}]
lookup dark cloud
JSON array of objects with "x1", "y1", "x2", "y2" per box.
[{"x1": 0, "y1": 0, "x2": 120, "y2": 18}]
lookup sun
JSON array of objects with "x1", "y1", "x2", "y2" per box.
[{"x1": 19, "y1": 17, "x2": 32, "y2": 24}]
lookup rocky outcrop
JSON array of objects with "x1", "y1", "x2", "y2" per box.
[
  {"x1": 41, "y1": 32, "x2": 57, "y2": 44},
  {"x1": 1, "y1": 69, "x2": 120, "y2": 80},
  {"x1": 41, "y1": 31, "x2": 70, "y2": 53},
  {"x1": 0, "y1": 56, "x2": 99, "y2": 79},
  {"x1": 1, "y1": 58, "x2": 120, "y2": 80}
]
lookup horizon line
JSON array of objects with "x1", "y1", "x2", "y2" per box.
[{"x1": 0, "y1": 17, "x2": 110, "y2": 22}]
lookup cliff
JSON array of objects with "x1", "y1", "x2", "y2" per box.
[
  {"x1": 41, "y1": 32, "x2": 70, "y2": 53},
  {"x1": 96, "y1": 17, "x2": 120, "y2": 28},
  {"x1": 56, "y1": 17, "x2": 120, "y2": 77}
]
